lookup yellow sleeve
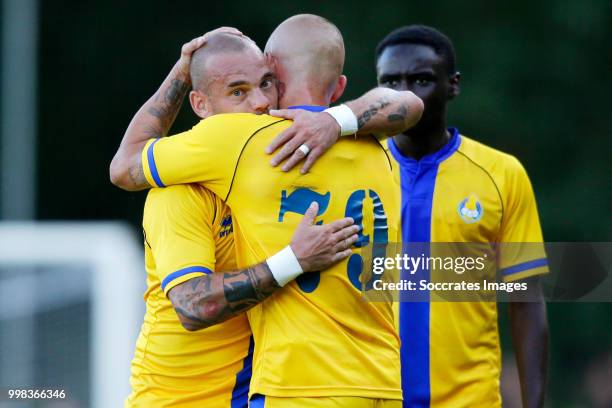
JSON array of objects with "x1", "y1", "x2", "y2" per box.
[
  {"x1": 498, "y1": 157, "x2": 548, "y2": 282},
  {"x1": 141, "y1": 113, "x2": 286, "y2": 200},
  {"x1": 143, "y1": 184, "x2": 217, "y2": 295}
]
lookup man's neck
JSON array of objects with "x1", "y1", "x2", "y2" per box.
[
  {"x1": 393, "y1": 123, "x2": 450, "y2": 161},
  {"x1": 280, "y1": 82, "x2": 328, "y2": 108}
]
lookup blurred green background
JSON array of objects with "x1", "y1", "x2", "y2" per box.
[{"x1": 5, "y1": 0, "x2": 612, "y2": 406}]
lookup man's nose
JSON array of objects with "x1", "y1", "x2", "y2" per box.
[
  {"x1": 395, "y1": 79, "x2": 410, "y2": 91},
  {"x1": 250, "y1": 89, "x2": 271, "y2": 114}
]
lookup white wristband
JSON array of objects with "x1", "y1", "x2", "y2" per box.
[
  {"x1": 324, "y1": 104, "x2": 359, "y2": 136},
  {"x1": 266, "y1": 245, "x2": 304, "y2": 287}
]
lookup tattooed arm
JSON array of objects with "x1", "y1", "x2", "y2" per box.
[
  {"x1": 168, "y1": 263, "x2": 278, "y2": 331},
  {"x1": 109, "y1": 50, "x2": 194, "y2": 190},
  {"x1": 168, "y1": 202, "x2": 359, "y2": 331},
  {"x1": 347, "y1": 87, "x2": 423, "y2": 136},
  {"x1": 266, "y1": 87, "x2": 423, "y2": 173},
  {"x1": 109, "y1": 28, "x2": 243, "y2": 191}
]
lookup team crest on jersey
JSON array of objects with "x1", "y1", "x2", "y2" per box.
[
  {"x1": 457, "y1": 194, "x2": 483, "y2": 223},
  {"x1": 219, "y1": 215, "x2": 233, "y2": 237}
]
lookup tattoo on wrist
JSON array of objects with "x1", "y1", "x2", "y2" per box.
[
  {"x1": 224, "y1": 263, "x2": 278, "y2": 311},
  {"x1": 357, "y1": 98, "x2": 390, "y2": 129}
]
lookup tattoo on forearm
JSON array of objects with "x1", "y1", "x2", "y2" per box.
[
  {"x1": 173, "y1": 306, "x2": 210, "y2": 331},
  {"x1": 224, "y1": 263, "x2": 278, "y2": 311},
  {"x1": 170, "y1": 273, "x2": 225, "y2": 330},
  {"x1": 357, "y1": 98, "x2": 390, "y2": 129},
  {"x1": 143, "y1": 123, "x2": 164, "y2": 139},
  {"x1": 146, "y1": 79, "x2": 190, "y2": 135},
  {"x1": 169, "y1": 262, "x2": 280, "y2": 330},
  {"x1": 165, "y1": 78, "x2": 188, "y2": 107},
  {"x1": 387, "y1": 105, "x2": 408, "y2": 123}
]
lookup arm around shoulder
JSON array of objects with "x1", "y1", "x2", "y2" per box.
[{"x1": 344, "y1": 87, "x2": 424, "y2": 137}]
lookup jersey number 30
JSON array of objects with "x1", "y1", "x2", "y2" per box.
[{"x1": 278, "y1": 187, "x2": 389, "y2": 293}]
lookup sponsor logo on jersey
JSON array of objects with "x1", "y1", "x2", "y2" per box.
[{"x1": 219, "y1": 215, "x2": 233, "y2": 237}]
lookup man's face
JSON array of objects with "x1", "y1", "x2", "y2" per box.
[
  {"x1": 203, "y1": 50, "x2": 278, "y2": 115},
  {"x1": 376, "y1": 43, "x2": 459, "y2": 132}
]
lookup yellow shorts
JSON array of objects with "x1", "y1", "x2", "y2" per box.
[{"x1": 249, "y1": 395, "x2": 402, "y2": 408}]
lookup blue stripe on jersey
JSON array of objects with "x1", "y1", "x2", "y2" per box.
[
  {"x1": 500, "y1": 257, "x2": 548, "y2": 277},
  {"x1": 288, "y1": 105, "x2": 327, "y2": 112},
  {"x1": 160, "y1": 266, "x2": 212, "y2": 291},
  {"x1": 249, "y1": 394, "x2": 265, "y2": 408},
  {"x1": 147, "y1": 138, "x2": 166, "y2": 187},
  {"x1": 388, "y1": 129, "x2": 460, "y2": 408},
  {"x1": 231, "y1": 336, "x2": 254, "y2": 408}
]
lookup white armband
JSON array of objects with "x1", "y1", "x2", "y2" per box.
[
  {"x1": 266, "y1": 245, "x2": 303, "y2": 287},
  {"x1": 324, "y1": 104, "x2": 359, "y2": 136}
]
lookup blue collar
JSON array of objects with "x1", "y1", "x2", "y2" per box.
[
  {"x1": 288, "y1": 105, "x2": 327, "y2": 112},
  {"x1": 388, "y1": 127, "x2": 461, "y2": 167}
]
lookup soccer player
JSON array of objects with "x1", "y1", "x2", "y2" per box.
[
  {"x1": 111, "y1": 15, "x2": 424, "y2": 408},
  {"x1": 373, "y1": 25, "x2": 549, "y2": 407},
  {"x1": 124, "y1": 30, "x2": 361, "y2": 407}
]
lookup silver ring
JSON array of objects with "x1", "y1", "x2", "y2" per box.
[{"x1": 297, "y1": 144, "x2": 310, "y2": 156}]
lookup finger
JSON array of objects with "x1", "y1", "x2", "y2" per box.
[
  {"x1": 195, "y1": 36, "x2": 207, "y2": 47},
  {"x1": 332, "y1": 249, "x2": 353, "y2": 263},
  {"x1": 299, "y1": 202, "x2": 319, "y2": 226},
  {"x1": 332, "y1": 240, "x2": 345, "y2": 253},
  {"x1": 193, "y1": 36, "x2": 207, "y2": 50},
  {"x1": 346, "y1": 233, "x2": 359, "y2": 246},
  {"x1": 181, "y1": 39, "x2": 199, "y2": 55},
  {"x1": 269, "y1": 109, "x2": 298, "y2": 120},
  {"x1": 327, "y1": 217, "x2": 355, "y2": 233},
  {"x1": 281, "y1": 148, "x2": 308, "y2": 172},
  {"x1": 332, "y1": 234, "x2": 358, "y2": 253},
  {"x1": 267, "y1": 128, "x2": 295, "y2": 155},
  {"x1": 274, "y1": 135, "x2": 305, "y2": 167},
  {"x1": 182, "y1": 36, "x2": 207, "y2": 55},
  {"x1": 300, "y1": 146, "x2": 323, "y2": 174},
  {"x1": 331, "y1": 225, "x2": 360, "y2": 242}
]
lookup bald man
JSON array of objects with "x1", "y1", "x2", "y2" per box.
[
  {"x1": 112, "y1": 15, "x2": 423, "y2": 408},
  {"x1": 122, "y1": 31, "x2": 361, "y2": 408},
  {"x1": 265, "y1": 16, "x2": 346, "y2": 107}
]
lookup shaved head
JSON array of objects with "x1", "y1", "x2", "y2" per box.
[
  {"x1": 265, "y1": 14, "x2": 345, "y2": 101},
  {"x1": 190, "y1": 33, "x2": 262, "y2": 92},
  {"x1": 187, "y1": 32, "x2": 277, "y2": 119}
]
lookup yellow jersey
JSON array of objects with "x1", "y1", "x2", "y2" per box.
[
  {"x1": 127, "y1": 184, "x2": 252, "y2": 408},
  {"x1": 386, "y1": 129, "x2": 547, "y2": 407},
  {"x1": 141, "y1": 112, "x2": 403, "y2": 400}
]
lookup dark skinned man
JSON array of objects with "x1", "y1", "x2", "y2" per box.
[{"x1": 375, "y1": 25, "x2": 549, "y2": 408}]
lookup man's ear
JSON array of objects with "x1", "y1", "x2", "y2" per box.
[
  {"x1": 330, "y1": 75, "x2": 347, "y2": 104},
  {"x1": 448, "y1": 71, "x2": 461, "y2": 100},
  {"x1": 265, "y1": 53, "x2": 279, "y2": 77},
  {"x1": 266, "y1": 54, "x2": 285, "y2": 104},
  {"x1": 189, "y1": 89, "x2": 212, "y2": 119}
]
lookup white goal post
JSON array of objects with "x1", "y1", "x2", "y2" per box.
[{"x1": 0, "y1": 222, "x2": 144, "y2": 407}]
